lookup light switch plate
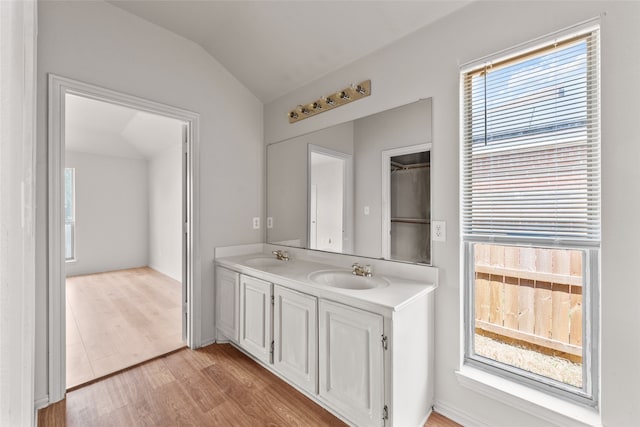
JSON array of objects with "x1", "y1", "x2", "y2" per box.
[
  {"x1": 252, "y1": 217, "x2": 260, "y2": 229},
  {"x1": 267, "y1": 217, "x2": 273, "y2": 229},
  {"x1": 364, "y1": 206, "x2": 370, "y2": 215},
  {"x1": 432, "y1": 221, "x2": 446, "y2": 242}
]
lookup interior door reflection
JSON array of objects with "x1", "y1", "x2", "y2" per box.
[{"x1": 308, "y1": 147, "x2": 352, "y2": 253}]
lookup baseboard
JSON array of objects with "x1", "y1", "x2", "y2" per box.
[
  {"x1": 434, "y1": 399, "x2": 492, "y2": 427},
  {"x1": 200, "y1": 336, "x2": 216, "y2": 347},
  {"x1": 419, "y1": 407, "x2": 433, "y2": 427},
  {"x1": 34, "y1": 395, "x2": 50, "y2": 427},
  {"x1": 34, "y1": 396, "x2": 49, "y2": 410}
]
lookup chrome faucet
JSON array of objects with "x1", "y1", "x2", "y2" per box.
[
  {"x1": 272, "y1": 250, "x2": 289, "y2": 261},
  {"x1": 352, "y1": 263, "x2": 372, "y2": 277}
]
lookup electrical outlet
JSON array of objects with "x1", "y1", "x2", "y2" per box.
[
  {"x1": 432, "y1": 221, "x2": 446, "y2": 242},
  {"x1": 267, "y1": 217, "x2": 273, "y2": 229},
  {"x1": 252, "y1": 217, "x2": 260, "y2": 229}
]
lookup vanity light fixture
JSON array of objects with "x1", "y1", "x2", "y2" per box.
[{"x1": 288, "y1": 79, "x2": 371, "y2": 123}]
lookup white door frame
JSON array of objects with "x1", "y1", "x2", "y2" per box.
[
  {"x1": 307, "y1": 144, "x2": 353, "y2": 254},
  {"x1": 381, "y1": 143, "x2": 431, "y2": 260},
  {"x1": 47, "y1": 74, "x2": 201, "y2": 403}
]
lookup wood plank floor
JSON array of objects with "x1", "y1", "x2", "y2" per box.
[
  {"x1": 40, "y1": 344, "x2": 461, "y2": 426},
  {"x1": 66, "y1": 267, "x2": 184, "y2": 388}
]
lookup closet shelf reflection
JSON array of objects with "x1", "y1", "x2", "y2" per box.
[{"x1": 390, "y1": 218, "x2": 430, "y2": 225}]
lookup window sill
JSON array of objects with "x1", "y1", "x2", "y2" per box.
[
  {"x1": 65, "y1": 259, "x2": 77, "y2": 264},
  {"x1": 455, "y1": 366, "x2": 601, "y2": 427}
]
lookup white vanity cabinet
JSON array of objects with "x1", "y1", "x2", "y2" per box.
[
  {"x1": 214, "y1": 252, "x2": 436, "y2": 427},
  {"x1": 239, "y1": 274, "x2": 273, "y2": 364},
  {"x1": 319, "y1": 299, "x2": 385, "y2": 427},
  {"x1": 215, "y1": 266, "x2": 240, "y2": 342},
  {"x1": 273, "y1": 285, "x2": 317, "y2": 394}
]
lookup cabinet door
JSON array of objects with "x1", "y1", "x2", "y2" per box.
[
  {"x1": 216, "y1": 266, "x2": 239, "y2": 342},
  {"x1": 319, "y1": 300, "x2": 384, "y2": 427},
  {"x1": 274, "y1": 285, "x2": 317, "y2": 394},
  {"x1": 239, "y1": 275, "x2": 273, "y2": 364}
]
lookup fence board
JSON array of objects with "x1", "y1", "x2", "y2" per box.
[
  {"x1": 475, "y1": 273, "x2": 490, "y2": 322},
  {"x1": 553, "y1": 250, "x2": 571, "y2": 275},
  {"x1": 534, "y1": 281, "x2": 552, "y2": 338},
  {"x1": 570, "y1": 285, "x2": 583, "y2": 346},
  {"x1": 505, "y1": 246, "x2": 520, "y2": 269},
  {"x1": 536, "y1": 249, "x2": 552, "y2": 273},
  {"x1": 490, "y1": 245, "x2": 505, "y2": 267},
  {"x1": 504, "y1": 276, "x2": 519, "y2": 329},
  {"x1": 490, "y1": 274, "x2": 504, "y2": 325},
  {"x1": 570, "y1": 251, "x2": 582, "y2": 277},
  {"x1": 518, "y1": 278, "x2": 535, "y2": 334},
  {"x1": 475, "y1": 244, "x2": 490, "y2": 265},
  {"x1": 552, "y1": 283, "x2": 570, "y2": 343},
  {"x1": 520, "y1": 247, "x2": 536, "y2": 271}
]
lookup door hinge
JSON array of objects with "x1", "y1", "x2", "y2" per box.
[
  {"x1": 382, "y1": 335, "x2": 388, "y2": 350},
  {"x1": 382, "y1": 405, "x2": 388, "y2": 420},
  {"x1": 183, "y1": 222, "x2": 189, "y2": 233},
  {"x1": 270, "y1": 340, "x2": 274, "y2": 355},
  {"x1": 271, "y1": 295, "x2": 275, "y2": 305}
]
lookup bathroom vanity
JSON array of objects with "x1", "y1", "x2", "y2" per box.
[{"x1": 214, "y1": 244, "x2": 437, "y2": 427}]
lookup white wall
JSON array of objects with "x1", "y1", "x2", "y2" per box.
[
  {"x1": 36, "y1": 0, "x2": 263, "y2": 402},
  {"x1": 65, "y1": 151, "x2": 148, "y2": 277},
  {"x1": 265, "y1": 2, "x2": 640, "y2": 426},
  {"x1": 149, "y1": 144, "x2": 182, "y2": 281}
]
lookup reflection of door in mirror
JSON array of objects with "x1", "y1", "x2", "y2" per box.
[
  {"x1": 382, "y1": 144, "x2": 431, "y2": 264},
  {"x1": 308, "y1": 145, "x2": 353, "y2": 254}
]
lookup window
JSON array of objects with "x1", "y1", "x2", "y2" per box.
[
  {"x1": 461, "y1": 28, "x2": 600, "y2": 405},
  {"x1": 64, "y1": 168, "x2": 76, "y2": 261}
]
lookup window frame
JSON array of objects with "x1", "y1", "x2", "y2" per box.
[{"x1": 460, "y1": 25, "x2": 601, "y2": 407}]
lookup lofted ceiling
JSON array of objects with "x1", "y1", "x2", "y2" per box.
[
  {"x1": 107, "y1": 0, "x2": 472, "y2": 103},
  {"x1": 65, "y1": 94, "x2": 185, "y2": 160}
]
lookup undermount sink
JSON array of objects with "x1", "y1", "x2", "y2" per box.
[
  {"x1": 307, "y1": 269, "x2": 389, "y2": 290},
  {"x1": 243, "y1": 257, "x2": 289, "y2": 268}
]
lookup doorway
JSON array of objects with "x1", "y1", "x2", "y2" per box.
[
  {"x1": 307, "y1": 145, "x2": 353, "y2": 254},
  {"x1": 63, "y1": 93, "x2": 186, "y2": 387},
  {"x1": 48, "y1": 75, "x2": 201, "y2": 402}
]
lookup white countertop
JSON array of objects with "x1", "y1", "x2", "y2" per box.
[{"x1": 215, "y1": 252, "x2": 437, "y2": 317}]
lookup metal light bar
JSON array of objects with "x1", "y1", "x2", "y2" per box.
[{"x1": 288, "y1": 79, "x2": 371, "y2": 124}]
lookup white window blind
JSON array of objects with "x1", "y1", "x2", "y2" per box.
[{"x1": 461, "y1": 30, "x2": 600, "y2": 245}]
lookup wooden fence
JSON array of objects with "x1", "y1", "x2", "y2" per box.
[{"x1": 474, "y1": 244, "x2": 583, "y2": 362}]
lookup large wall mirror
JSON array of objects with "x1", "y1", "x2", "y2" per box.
[{"x1": 267, "y1": 99, "x2": 432, "y2": 265}]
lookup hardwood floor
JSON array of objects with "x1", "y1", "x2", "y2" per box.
[
  {"x1": 40, "y1": 343, "x2": 461, "y2": 426},
  {"x1": 66, "y1": 267, "x2": 184, "y2": 388}
]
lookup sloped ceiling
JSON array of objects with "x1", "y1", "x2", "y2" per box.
[
  {"x1": 107, "y1": 0, "x2": 472, "y2": 103},
  {"x1": 65, "y1": 94, "x2": 185, "y2": 159}
]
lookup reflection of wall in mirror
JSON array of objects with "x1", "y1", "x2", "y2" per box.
[
  {"x1": 354, "y1": 99, "x2": 432, "y2": 258},
  {"x1": 267, "y1": 122, "x2": 354, "y2": 247}
]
